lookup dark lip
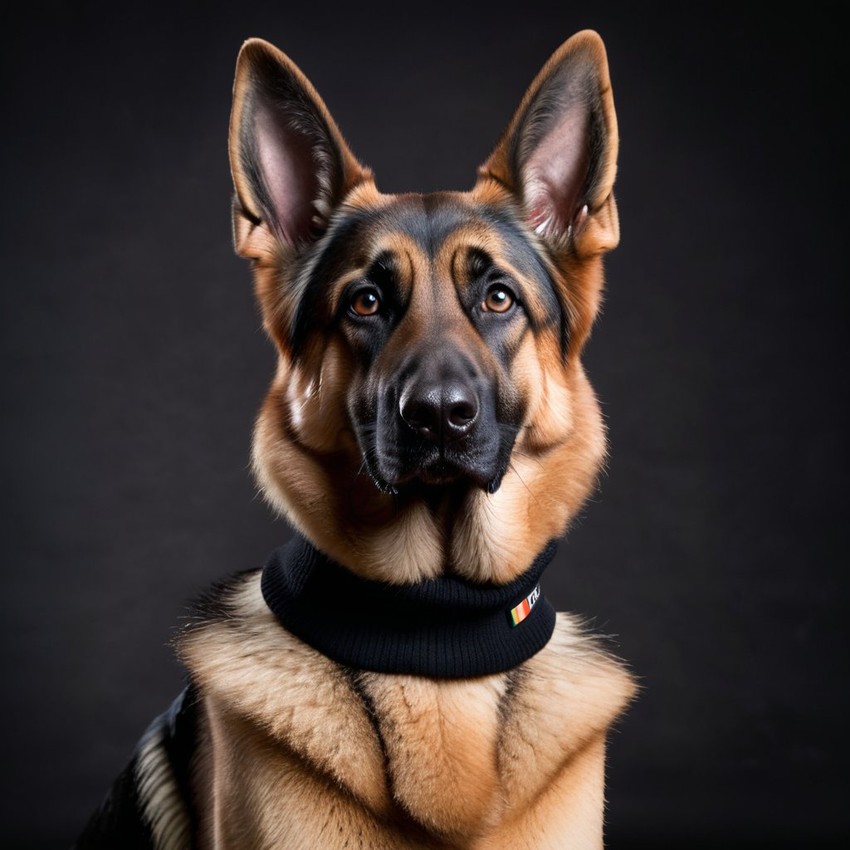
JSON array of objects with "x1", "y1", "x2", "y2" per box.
[
  {"x1": 355, "y1": 417, "x2": 516, "y2": 494},
  {"x1": 409, "y1": 460, "x2": 468, "y2": 486},
  {"x1": 367, "y1": 468, "x2": 504, "y2": 497},
  {"x1": 381, "y1": 455, "x2": 499, "y2": 492}
]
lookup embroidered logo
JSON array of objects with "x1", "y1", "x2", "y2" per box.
[{"x1": 508, "y1": 584, "x2": 541, "y2": 627}]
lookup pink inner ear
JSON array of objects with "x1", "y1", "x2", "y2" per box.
[
  {"x1": 523, "y1": 104, "x2": 589, "y2": 238},
  {"x1": 254, "y1": 105, "x2": 320, "y2": 245}
]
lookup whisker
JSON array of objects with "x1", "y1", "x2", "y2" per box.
[{"x1": 508, "y1": 460, "x2": 535, "y2": 499}]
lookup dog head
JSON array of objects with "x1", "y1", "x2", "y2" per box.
[{"x1": 230, "y1": 32, "x2": 619, "y2": 584}]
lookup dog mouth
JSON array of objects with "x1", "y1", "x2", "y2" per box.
[
  {"x1": 358, "y1": 424, "x2": 516, "y2": 495},
  {"x1": 414, "y1": 460, "x2": 470, "y2": 486},
  {"x1": 369, "y1": 459, "x2": 502, "y2": 496},
  {"x1": 392, "y1": 456, "x2": 487, "y2": 489}
]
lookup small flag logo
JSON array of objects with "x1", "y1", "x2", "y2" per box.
[{"x1": 509, "y1": 584, "x2": 541, "y2": 627}]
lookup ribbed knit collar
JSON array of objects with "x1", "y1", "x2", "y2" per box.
[{"x1": 261, "y1": 534, "x2": 557, "y2": 679}]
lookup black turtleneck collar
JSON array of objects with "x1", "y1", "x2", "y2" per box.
[{"x1": 261, "y1": 534, "x2": 557, "y2": 679}]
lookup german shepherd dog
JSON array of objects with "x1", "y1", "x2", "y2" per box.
[{"x1": 77, "y1": 29, "x2": 635, "y2": 849}]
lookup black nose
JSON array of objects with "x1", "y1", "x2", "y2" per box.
[{"x1": 400, "y1": 378, "x2": 479, "y2": 442}]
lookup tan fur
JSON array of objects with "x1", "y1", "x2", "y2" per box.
[
  {"x1": 177, "y1": 28, "x2": 637, "y2": 848},
  {"x1": 178, "y1": 576, "x2": 634, "y2": 848}
]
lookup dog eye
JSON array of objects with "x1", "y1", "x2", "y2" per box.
[
  {"x1": 350, "y1": 288, "x2": 381, "y2": 317},
  {"x1": 481, "y1": 286, "x2": 515, "y2": 313}
]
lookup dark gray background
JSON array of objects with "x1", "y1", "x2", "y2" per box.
[{"x1": 2, "y1": 1, "x2": 848, "y2": 847}]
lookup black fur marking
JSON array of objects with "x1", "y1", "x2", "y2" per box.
[
  {"x1": 469, "y1": 203, "x2": 570, "y2": 358},
  {"x1": 338, "y1": 252, "x2": 409, "y2": 370},
  {"x1": 585, "y1": 86, "x2": 607, "y2": 211},
  {"x1": 74, "y1": 686, "x2": 200, "y2": 849},
  {"x1": 289, "y1": 207, "x2": 383, "y2": 358},
  {"x1": 159, "y1": 684, "x2": 202, "y2": 836},
  {"x1": 340, "y1": 670, "x2": 450, "y2": 839},
  {"x1": 180, "y1": 569, "x2": 261, "y2": 633},
  {"x1": 474, "y1": 204, "x2": 562, "y2": 326},
  {"x1": 496, "y1": 665, "x2": 528, "y2": 733},
  {"x1": 74, "y1": 757, "x2": 156, "y2": 849},
  {"x1": 342, "y1": 669, "x2": 391, "y2": 773},
  {"x1": 456, "y1": 246, "x2": 530, "y2": 370}
]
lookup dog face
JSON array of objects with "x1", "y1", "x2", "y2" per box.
[
  {"x1": 230, "y1": 32, "x2": 619, "y2": 584},
  {"x1": 291, "y1": 192, "x2": 561, "y2": 497}
]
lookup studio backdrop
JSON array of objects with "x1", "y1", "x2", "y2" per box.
[{"x1": 2, "y1": 2, "x2": 848, "y2": 847}]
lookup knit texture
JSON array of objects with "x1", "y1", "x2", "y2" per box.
[{"x1": 261, "y1": 535, "x2": 557, "y2": 678}]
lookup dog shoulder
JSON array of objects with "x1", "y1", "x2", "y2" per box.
[
  {"x1": 534, "y1": 613, "x2": 637, "y2": 735},
  {"x1": 176, "y1": 571, "x2": 392, "y2": 815}
]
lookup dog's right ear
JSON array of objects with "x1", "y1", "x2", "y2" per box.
[{"x1": 229, "y1": 39, "x2": 370, "y2": 259}]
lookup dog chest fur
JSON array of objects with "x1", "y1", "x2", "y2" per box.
[{"x1": 178, "y1": 573, "x2": 634, "y2": 848}]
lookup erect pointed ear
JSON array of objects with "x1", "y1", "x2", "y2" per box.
[
  {"x1": 479, "y1": 30, "x2": 619, "y2": 257},
  {"x1": 229, "y1": 38, "x2": 370, "y2": 258}
]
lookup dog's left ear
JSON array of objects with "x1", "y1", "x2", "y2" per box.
[
  {"x1": 479, "y1": 30, "x2": 619, "y2": 257},
  {"x1": 229, "y1": 38, "x2": 370, "y2": 259}
]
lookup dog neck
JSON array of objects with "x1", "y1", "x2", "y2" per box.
[{"x1": 260, "y1": 534, "x2": 557, "y2": 678}]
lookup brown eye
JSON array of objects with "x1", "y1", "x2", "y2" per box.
[
  {"x1": 351, "y1": 289, "x2": 381, "y2": 316},
  {"x1": 482, "y1": 286, "x2": 515, "y2": 313}
]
